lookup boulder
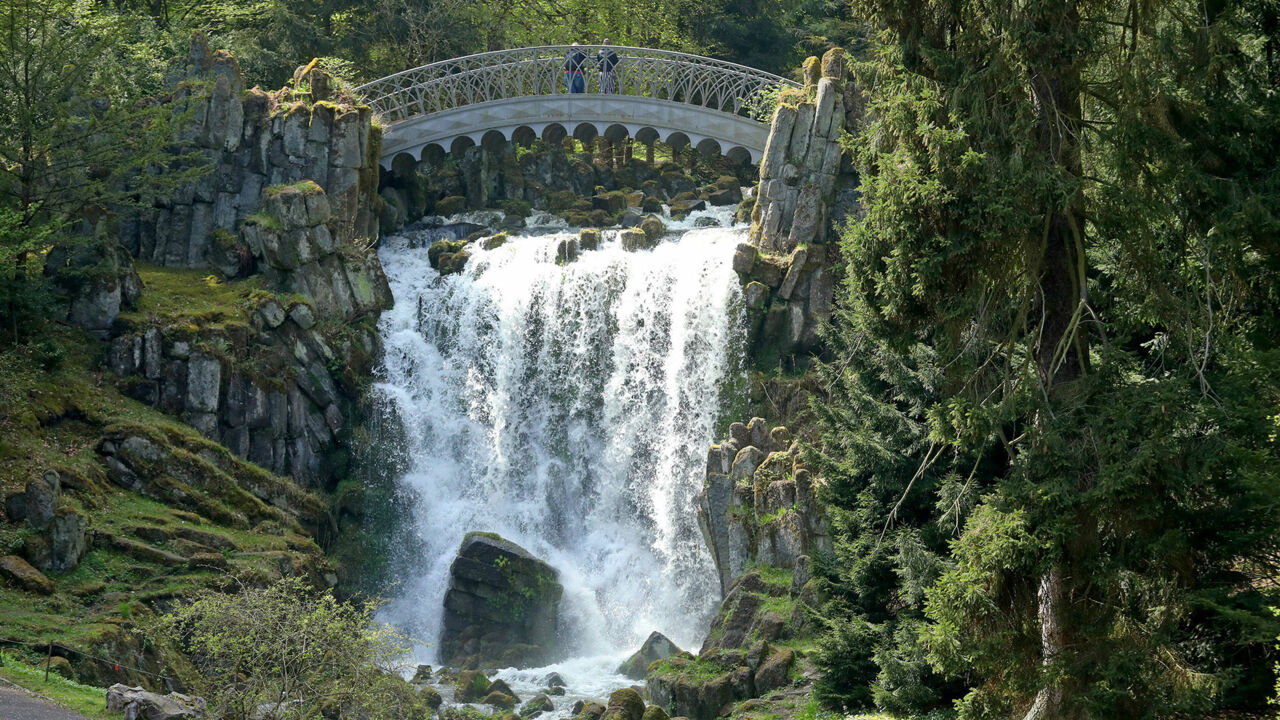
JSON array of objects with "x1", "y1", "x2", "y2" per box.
[
  {"x1": 488, "y1": 679, "x2": 519, "y2": 701},
  {"x1": 603, "y1": 687, "x2": 645, "y2": 720},
  {"x1": 521, "y1": 694, "x2": 554, "y2": 717},
  {"x1": 617, "y1": 631, "x2": 682, "y2": 680},
  {"x1": 419, "y1": 686, "x2": 443, "y2": 709},
  {"x1": 619, "y1": 228, "x2": 650, "y2": 252},
  {"x1": 440, "y1": 532, "x2": 563, "y2": 668},
  {"x1": 578, "y1": 228, "x2": 602, "y2": 251},
  {"x1": 411, "y1": 664, "x2": 433, "y2": 683},
  {"x1": 454, "y1": 669, "x2": 491, "y2": 701},
  {"x1": 47, "y1": 508, "x2": 88, "y2": 572},
  {"x1": 105, "y1": 684, "x2": 207, "y2": 720},
  {"x1": 543, "y1": 671, "x2": 567, "y2": 688},
  {"x1": 639, "y1": 215, "x2": 665, "y2": 244},
  {"x1": 641, "y1": 706, "x2": 670, "y2": 720},
  {"x1": 0, "y1": 555, "x2": 54, "y2": 594},
  {"x1": 484, "y1": 691, "x2": 517, "y2": 710},
  {"x1": 752, "y1": 649, "x2": 795, "y2": 694},
  {"x1": 45, "y1": 655, "x2": 75, "y2": 680},
  {"x1": 23, "y1": 473, "x2": 59, "y2": 530}
]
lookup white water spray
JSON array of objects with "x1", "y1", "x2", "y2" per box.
[{"x1": 375, "y1": 207, "x2": 747, "y2": 682}]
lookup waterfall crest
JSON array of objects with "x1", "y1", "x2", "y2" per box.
[{"x1": 375, "y1": 211, "x2": 747, "y2": 664}]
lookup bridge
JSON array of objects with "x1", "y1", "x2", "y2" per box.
[{"x1": 356, "y1": 46, "x2": 800, "y2": 168}]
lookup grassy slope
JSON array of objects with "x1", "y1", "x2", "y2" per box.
[
  {"x1": 0, "y1": 651, "x2": 113, "y2": 720},
  {"x1": 0, "y1": 268, "x2": 323, "y2": 686}
]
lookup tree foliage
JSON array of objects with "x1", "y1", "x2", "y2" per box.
[
  {"x1": 812, "y1": 0, "x2": 1280, "y2": 717},
  {"x1": 155, "y1": 577, "x2": 422, "y2": 720}
]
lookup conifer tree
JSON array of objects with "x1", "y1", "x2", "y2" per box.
[{"x1": 813, "y1": 1, "x2": 1280, "y2": 717}]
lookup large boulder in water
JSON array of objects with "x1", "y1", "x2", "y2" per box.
[
  {"x1": 440, "y1": 532, "x2": 564, "y2": 668},
  {"x1": 617, "y1": 631, "x2": 682, "y2": 679}
]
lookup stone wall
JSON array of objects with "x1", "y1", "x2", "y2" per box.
[
  {"x1": 697, "y1": 417, "x2": 831, "y2": 598},
  {"x1": 120, "y1": 36, "x2": 380, "y2": 270},
  {"x1": 378, "y1": 141, "x2": 751, "y2": 233},
  {"x1": 106, "y1": 182, "x2": 392, "y2": 489}
]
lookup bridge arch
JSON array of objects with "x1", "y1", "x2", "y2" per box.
[{"x1": 356, "y1": 45, "x2": 799, "y2": 167}]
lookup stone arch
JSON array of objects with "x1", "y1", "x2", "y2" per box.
[
  {"x1": 696, "y1": 138, "x2": 722, "y2": 157},
  {"x1": 512, "y1": 125, "x2": 538, "y2": 147},
  {"x1": 449, "y1": 136, "x2": 475, "y2": 156},
  {"x1": 603, "y1": 123, "x2": 630, "y2": 142},
  {"x1": 634, "y1": 127, "x2": 660, "y2": 146},
  {"x1": 542, "y1": 123, "x2": 568, "y2": 145},
  {"x1": 391, "y1": 152, "x2": 417, "y2": 178},
  {"x1": 481, "y1": 129, "x2": 507, "y2": 151},
  {"x1": 665, "y1": 131, "x2": 690, "y2": 152},
  {"x1": 420, "y1": 144, "x2": 446, "y2": 165},
  {"x1": 572, "y1": 122, "x2": 599, "y2": 144},
  {"x1": 725, "y1": 146, "x2": 753, "y2": 165}
]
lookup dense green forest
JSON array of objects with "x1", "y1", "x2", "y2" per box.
[{"x1": 1, "y1": 0, "x2": 1277, "y2": 718}]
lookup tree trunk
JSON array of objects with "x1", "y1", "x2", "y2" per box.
[{"x1": 1022, "y1": 2, "x2": 1087, "y2": 718}]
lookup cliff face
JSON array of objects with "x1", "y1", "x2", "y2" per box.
[
  {"x1": 0, "y1": 36, "x2": 392, "y2": 689},
  {"x1": 121, "y1": 37, "x2": 380, "y2": 270}
]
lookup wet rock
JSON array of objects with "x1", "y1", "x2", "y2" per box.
[
  {"x1": 619, "y1": 228, "x2": 650, "y2": 252},
  {"x1": 521, "y1": 694, "x2": 554, "y2": 717},
  {"x1": 485, "y1": 691, "x2": 517, "y2": 710},
  {"x1": 419, "y1": 686, "x2": 443, "y2": 709},
  {"x1": 454, "y1": 669, "x2": 491, "y2": 702},
  {"x1": 617, "y1": 631, "x2": 683, "y2": 680},
  {"x1": 603, "y1": 687, "x2": 645, "y2": 720},
  {"x1": 579, "y1": 228, "x2": 602, "y2": 251},
  {"x1": 543, "y1": 671, "x2": 567, "y2": 688},
  {"x1": 488, "y1": 679, "x2": 519, "y2": 701},
  {"x1": 440, "y1": 532, "x2": 563, "y2": 668},
  {"x1": 411, "y1": 664, "x2": 433, "y2": 683},
  {"x1": 639, "y1": 215, "x2": 665, "y2": 244},
  {"x1": 0, "y1": 555, "x2": 54, "y2": 594}
]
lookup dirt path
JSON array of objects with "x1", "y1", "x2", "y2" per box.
[{"x1": 0, "y1": 680, "x2": 89, "y2": 720}]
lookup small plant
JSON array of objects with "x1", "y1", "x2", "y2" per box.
[{"x1": 203, "y1": 274, "x2": 222, "y2": 289}]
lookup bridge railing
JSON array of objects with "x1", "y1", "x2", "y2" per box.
[{"x1": 354, "y1": 46, "x2": 800, "y2": 125}]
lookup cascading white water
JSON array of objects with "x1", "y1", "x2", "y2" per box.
[{"x1": 374, "y1": 206, "x2": 746, "y2": 688}]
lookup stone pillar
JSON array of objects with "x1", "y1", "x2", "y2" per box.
[{"x1": 748, "y1": 47, "x2": 849, "y2": 255}]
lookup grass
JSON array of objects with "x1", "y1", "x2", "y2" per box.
[
  {"x1": 0, "y1": 650, "x2": 114, "y2": 720},
  {"x1": 118, "y1": 265, "x2": 264, "y2": 329}
]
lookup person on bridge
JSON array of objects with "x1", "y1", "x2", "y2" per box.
[
  {"x1": 596, "y1": 39, "x2": 619, "y2": 94},
  {"x1": 564, "y1": 43, "x2": 587, "y2": 94}
]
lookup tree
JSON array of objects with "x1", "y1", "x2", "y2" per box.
[
  {"x1": 156, "y1": 577, "x2": 423, "y2": 720},
  {"x1": 0, "y1": 0, "x2": 201, "y2": 340},
  {"x1": 813, "y1": 0, "x2": 1280, "y2": 717}
]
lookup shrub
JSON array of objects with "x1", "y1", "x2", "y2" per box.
[{"x1": 154, "y1": 577, "x2": 419, "y2": 720}]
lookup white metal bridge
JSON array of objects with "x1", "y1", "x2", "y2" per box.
[{"x1": 356, "y1": 45, "x2": 800, "y2": 168}]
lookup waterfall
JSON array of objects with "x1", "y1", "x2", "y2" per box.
[{"x1": 375, "y1": 208, "x2": 747, "y2": 670}]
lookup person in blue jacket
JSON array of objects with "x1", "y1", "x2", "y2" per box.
[{"x1": 564, "y1": 43, "x2": 587, "y2": 93}]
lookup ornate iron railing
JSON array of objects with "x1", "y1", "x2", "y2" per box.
[{"x1": 355, "y1": 46, "x2": 799, "y2": 125}]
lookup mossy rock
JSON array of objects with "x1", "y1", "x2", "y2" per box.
[
  {"x1": 488, "y1": 679, "x2": 519, "y2": 702},
  {"x1": 454, "y1": 669, "x2": 491, "y2": 701},
  {"x1": 521, "y1": 694, "x2": 554, "y2": 717},
  {"x1": 484, "y1": 691, "x2": 517, "y2": 710},
  {"x1": 437, "y1": 195, "x2": 467, "y2": 216},
  {"x1": 605, "y1": 687, "x2": 645, "y2": 720}
]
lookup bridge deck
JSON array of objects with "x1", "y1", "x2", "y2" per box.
[{"x1": 356, "y1": 45, "x2": 799, "y2": 166}]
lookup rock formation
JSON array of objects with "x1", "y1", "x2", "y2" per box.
[
  {"x1": 122, "y1": 35, "x2": 379, "y2": 270},
  {"x1": 617, "y1": 631, "x2": 683, "y2": 679},
  {"x1": 440, "y1": 532, "x2": 564, "y2": 668},
  {"x1": 698, "y1": 418, "x2": 831, "y2": 597},
  {"x1": 105, "y1": 179, "x2": 391, "y2": 489}
]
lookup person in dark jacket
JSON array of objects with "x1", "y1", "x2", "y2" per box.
[
  {"x1": 564, "y1": 43, "x2": 587, "y2": 93},
  {"x1": 596, "y1": 39, "x2": 619, "y2": 94}
]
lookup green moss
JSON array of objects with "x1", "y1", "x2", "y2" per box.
[{"x1": 118, "y1": 265, "x2": 263, "y2": 330}]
